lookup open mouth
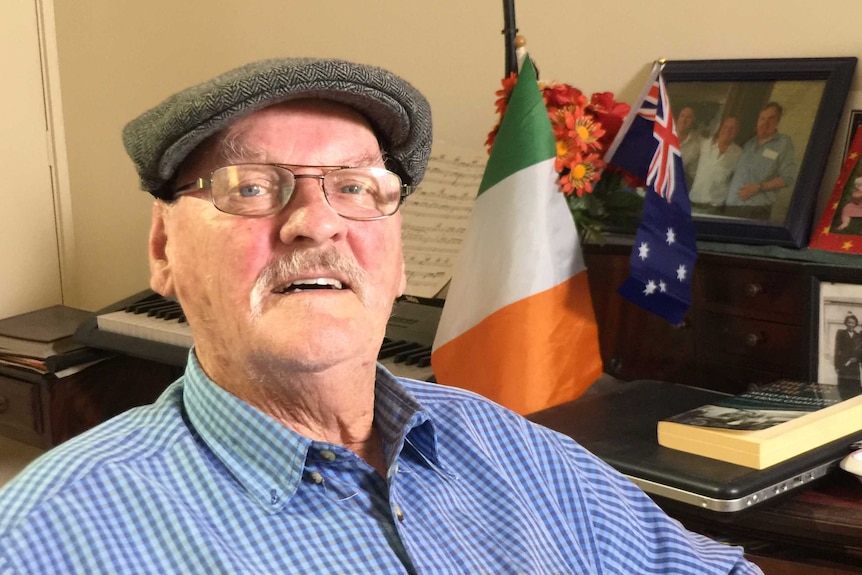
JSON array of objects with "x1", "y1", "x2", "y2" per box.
[{"x1": 274, "y1": 278, "x2": 345, "y2": 294}]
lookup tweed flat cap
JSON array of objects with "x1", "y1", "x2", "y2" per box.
[{"x1": 123, "y1": 57, "x2": 432, "y2": 199}]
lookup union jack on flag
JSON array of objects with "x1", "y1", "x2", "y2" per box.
[
  {"x1": 645, "y1": 77, "x2": 681, "y2": 202},
  {"x1": 602, "y1": 61, "x2": 698, "y2": 325}
]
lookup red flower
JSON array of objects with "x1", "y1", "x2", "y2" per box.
[
  {"x1": 588, "y1": 92, "x2": 630, "y2": 151},
  {"x1": 543, "y1": 83, "x2": 586, "y2": 109}
]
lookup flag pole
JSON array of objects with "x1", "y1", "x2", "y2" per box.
[{"x1": 502, "y1": 0, "x2": 518, "y2": 76}]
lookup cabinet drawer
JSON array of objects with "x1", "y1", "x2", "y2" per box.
[
  {"x1": 0, "y1": 374, "x2": 41, "y2": 438},
  {"x1": 696, "y1": 260, "x2": 804, "y2": 324},
  {"x1": 698, "y1": 312, "x2": 804, "y2": 374}
]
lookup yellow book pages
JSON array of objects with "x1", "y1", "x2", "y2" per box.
[
  {"x1": 656, "y1": 430, "x2": 764, "y2": 468},
  {"x1": 657, "y1": 381, "x2": 862, "y2": 469}
]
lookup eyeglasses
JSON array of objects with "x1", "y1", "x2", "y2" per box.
[{"x1": 172, "y1": 163, "x2": 414, "y2": 220}]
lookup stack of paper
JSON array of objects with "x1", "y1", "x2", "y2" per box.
[{"x1": 0, "y1": 305, "x2": 107, "y2": 375}]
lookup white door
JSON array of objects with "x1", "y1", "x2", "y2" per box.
[{"x1": 0, "y1": 0, "x2": 62, "y2": 318}]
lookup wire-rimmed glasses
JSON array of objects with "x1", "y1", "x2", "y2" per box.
[{"x1": 173, "y1": 163, "x2": 413, "y2": 220}]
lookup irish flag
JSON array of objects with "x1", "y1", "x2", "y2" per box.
[{"x1": 431, "y1": 57, "x2": 602, "y2": 415}]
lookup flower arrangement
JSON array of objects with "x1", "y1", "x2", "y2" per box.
[{"x1": 486, "y1": 73, "x2": 644, "y2": 241}]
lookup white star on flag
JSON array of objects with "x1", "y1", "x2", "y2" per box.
[
  {"x1": 643, "y1": 280, "x2": 658, "y2": 295},
  {"x1": 665, "y1": 228, "x2": 676, "y2": 245},
  {"x1": 638, "y1": 242, "x2": 650, "y2": 260}
]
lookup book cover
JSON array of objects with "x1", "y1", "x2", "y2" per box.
[
  {"x1": 0, "y1": 305, "x2": 92, "y2": 358},
  {"x1": 657, "y1": 380, "x2": 862, "y2": 469}
]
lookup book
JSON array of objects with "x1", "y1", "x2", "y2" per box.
[
  {"x1": 0, "y1": 305, "x2": 92, "y2": 359},
  {"x1": 657, "y1": 380, "x2": 862, "y2": 469}
]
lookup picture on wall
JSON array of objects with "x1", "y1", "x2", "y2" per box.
[
  {"x1": 661, "y1": 57, "x2": 856, "y2": 248},
  {"x1": 809, "y1": 125, "x2": 862, "y2": 254}
]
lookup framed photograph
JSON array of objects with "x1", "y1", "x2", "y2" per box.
[
  {"x1": 663, "y1": 57, "x2": 856, "y2": 248},
  {"x1": 812, "y1": 278, "x2": 862, "y2": 395},
  {"x1": 841, "y1": 110, "x2": 862, "y2": 160},
  {"x1": 809, "y1": 125, "x2": 862, "y2": 253}
]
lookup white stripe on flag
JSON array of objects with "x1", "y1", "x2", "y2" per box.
[{"x1": 434, "y1": 157, "x2": 584, "y2": 348}]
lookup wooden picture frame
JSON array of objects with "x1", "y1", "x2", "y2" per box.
[
  {"x1": 809, "y1": 125, "x2": 862, "y2": 253},
  {"x1": 663, "y1": 57, "x2": 856, "y2": 248}
]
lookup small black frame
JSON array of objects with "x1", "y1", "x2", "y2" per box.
[
  {"x1": 808, "y1": 265, "x2": 862, "y2": 385},
  {"x1": 663, "y1": 57, "x2": 857, "y2": 248}
]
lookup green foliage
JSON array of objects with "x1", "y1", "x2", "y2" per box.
[{"x1": 566, "y1": 170, "x2": 644, "y2": 243}]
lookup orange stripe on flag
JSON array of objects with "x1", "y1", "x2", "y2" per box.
[{"x1": 432, "y1": 272, "x2": 602, "y2": 415}]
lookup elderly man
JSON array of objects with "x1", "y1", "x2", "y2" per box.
[
  {"x1": 0, "y1": 58, "x2": 762, "y2": 574},
  {"x1": 725, "y1": 101, "x2": 797, "y2": 220}
]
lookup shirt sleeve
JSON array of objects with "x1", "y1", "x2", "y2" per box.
[
  {"x1": 525, "y1": 421, "x2": 764, "y2": 574},
  {"x1": 776, "y1": 136, "x2": 797, "y2": 188}
]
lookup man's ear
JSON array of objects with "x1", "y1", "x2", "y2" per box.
[{"x1": 149, "y1": 201, "x2": 176, "y2": 297}]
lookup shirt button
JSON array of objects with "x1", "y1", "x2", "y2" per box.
[
  {"x1": 319, "y1": 449, "x2": 337, "y2": 462},
  {"x1": 394, "y1": 504, "x2": 405, "y2": 522},
  {"x1": 308, "y1": 471, "x2": 324, "y2": 484}
]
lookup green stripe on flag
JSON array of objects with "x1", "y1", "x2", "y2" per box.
[{"x1": 478, "y1": 57, "x2": 556, "y2": 195}]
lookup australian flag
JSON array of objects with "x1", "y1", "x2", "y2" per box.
[{"x1": 604, "y1": 61, "x2": 697, "y2": 325}]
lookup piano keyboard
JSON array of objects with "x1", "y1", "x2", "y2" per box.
[{"x1": 81, "y1": 290, "x2": 439, "y2": 381}]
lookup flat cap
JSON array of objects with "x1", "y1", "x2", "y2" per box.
[{"x1": 123, "y1": 57, "x2": 432, "y2": 200}]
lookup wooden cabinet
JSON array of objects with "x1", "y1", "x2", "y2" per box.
[
  {"x1": 584, "y1": 244, "x2": 814, "y2": 394},
  {"x1": 0, "y1": 356, "x2": 179, "y2": 449}
]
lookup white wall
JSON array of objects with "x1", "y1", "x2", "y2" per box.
[
  {"x1": 52, "y1": 0, "x2": 862, "y2": 310},
  {"x1": 0, "y1": 1, "x2": 62, "y2": 317}
]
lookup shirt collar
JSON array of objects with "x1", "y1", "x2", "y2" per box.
[{"x1": 181, "y1": 352, "x2": 445, "y2": 512}]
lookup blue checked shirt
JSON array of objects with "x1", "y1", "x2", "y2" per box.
[{"x1": 0, "y1": 353, "x2": 761, "y2": 574}]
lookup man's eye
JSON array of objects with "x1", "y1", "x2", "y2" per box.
[
  {"x1": 338, "y1": 184, "x2": 365, "y2": 195},
  {"x1": 238, "y1": 184, "x2": 267, "y2": 197}
]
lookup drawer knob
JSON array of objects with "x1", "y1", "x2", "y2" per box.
[
  {"x1": 0, "y1": 395, "x2": 7, "y2": 414},
  {"x1": 744, "y1": 283, "x2": 763, "y2": 297},
  {"x1": 745, "y1": 332, "x2": 765, "y2": 347}
]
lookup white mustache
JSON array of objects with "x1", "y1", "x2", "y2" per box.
[{"x1": 257, "y1": 249, "x2": 367, "y2": 290}]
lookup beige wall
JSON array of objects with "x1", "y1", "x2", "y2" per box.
[{"x1": 52, "y1": 0, "x2": 862, "y2": 310}]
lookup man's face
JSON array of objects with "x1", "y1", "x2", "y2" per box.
[
  {"x1": 756, "y1": 107, "x2": 781, "y2": 141},
  {"x1": 677, "y1": 107, "x2": 695, "y2": 134},
  {"x1": 716, "y1": 117, "x2": 739, "y2": 146},
  {"x1": 149, "y1": 101, "x2": 407, "y2": 384}
]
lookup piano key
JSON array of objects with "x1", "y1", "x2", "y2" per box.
[
  {"x1": 379, "y1": 356, "x2": 434, "y2": 381},
  {"x1": 395, "y1": 346, "x2": 431, "y2": 365},
  {"x1": 378, "y1": 340, "x2": 421, "y2": 359},
  {"x1": 97, "y1": 310, "x2": 193, "y2": 349},
  {"x1": 404, "y1": 349, "x2": 432, "y2": 366}
]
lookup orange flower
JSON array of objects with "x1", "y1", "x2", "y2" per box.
[
  {"x1": 564, "y1": 111, "x2": 605, "y2": 153},
  {"x1": 494, "y1": 73, "x2": 518, "y2": 115},
  {"x1": 559, "y1": 153, "x2": 604, "y2": 197}
]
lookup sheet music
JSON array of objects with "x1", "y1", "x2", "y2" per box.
[{"x1": 400, "y1": 145, "x2": 486, "y2": 298}]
